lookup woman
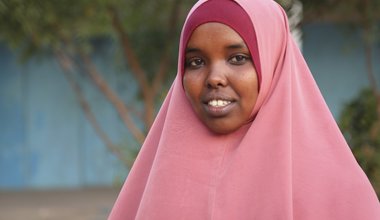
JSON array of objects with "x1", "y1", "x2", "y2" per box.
[{"x1": 109, "y1": 0, "x2": 380, "y2": 219}]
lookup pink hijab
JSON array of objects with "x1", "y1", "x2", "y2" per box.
[{"x1": 109, "y1": 0, "x2": 380, "y2": 219}]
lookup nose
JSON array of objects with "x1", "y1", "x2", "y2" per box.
[{"x1": 206, "y1": 62, "x2": 228, "y2": 89}]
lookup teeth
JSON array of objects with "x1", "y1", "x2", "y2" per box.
[{"x1": 208, "y1": 99, "x2": 231, "y2": 107}]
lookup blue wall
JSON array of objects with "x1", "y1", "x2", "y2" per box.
[
  {"x1": 303, "y1": 23, "x2": 380, "y2": 117},
  {"x1": 0, "y1": 23, "x2": 379, "y2": 190},
  {"x1": 0, "y1": 44, "x2": 131, "y2": 189}
]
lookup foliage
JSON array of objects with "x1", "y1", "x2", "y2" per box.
[
  {"x1": 339, "y1": 88, "x2": 380, "y2": 196},
  {"x1": 276, "y1": 0, "x2": 296, "y2": 10},
  {"x1": 0, "y1": 0, "x2": 192, "y2": 62},
  {"x1": 300, "y1": 0, "x2": 380, "y2": 30},
  {"x1": 300, "y1": 0, "x2": 380, "y2": 45},
  {"x1": 0, "y1": 0, "x2": 197, "y2": 167},
  {"x1": 303, "y1": 0, "x2": 380, "y2": 196}
]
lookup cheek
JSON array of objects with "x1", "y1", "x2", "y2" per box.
[
  {"x1": 236, "y1": 71, "x2": 259, "y2": 110},
  {"x1": 247, "y1": 81, "x2": 259, "y2": 110},
  {"x1": 183, "y1": 73, "x2": 202, "y2": 103}
]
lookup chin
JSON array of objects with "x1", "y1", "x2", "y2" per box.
[{"x1": 207, "y1": 125, "x2": 238, "y2": 135}]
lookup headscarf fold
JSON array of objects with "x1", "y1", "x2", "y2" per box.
[{"x1": 109, "y1": 0, "x2": 380, "y2": 219}]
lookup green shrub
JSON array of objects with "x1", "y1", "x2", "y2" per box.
[{"x1": 339, "y1": 88, "x2": 380, "y2": 197}]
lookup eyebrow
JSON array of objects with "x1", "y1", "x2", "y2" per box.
[
  {"x1": 185, "y1": 47, "x2": 200, "y2": 54},
  {"x1": 226, "y1": 43, "x2": 248, "y2": 50},
  {"x1": 185, "y1": 42, "x2": 248, "y2": 54}
]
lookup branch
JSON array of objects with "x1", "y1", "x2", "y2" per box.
[
  {"x1": 151, "y1": 0, "x2": 183, "y2": 97},
  {"x1": 108, "y1": 7, "x2": 150, "y2": 99},
  {"x1": 362, "y1": 0, "x2": 380, "y2": 98},
  {"x1": 79, "y1": 52, "x2": 146, "y2": 144},
  {"x1": 55, "y1": 50, "x2": 134, "y2": 168},
  {"x1": 364, "y1": 43, "x2": 378, "y2": 93}
]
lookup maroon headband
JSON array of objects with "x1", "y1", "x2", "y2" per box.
[{"x1": 181, "y1": 0, "x2": 262, "y2": 87}]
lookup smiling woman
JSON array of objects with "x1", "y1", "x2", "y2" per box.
[
  {"x1": 109, "y1": 0, "x2": 380, "y2": 219},
  {"x1": 183, "y1": 23, "x2": 259, "y2": 134}
]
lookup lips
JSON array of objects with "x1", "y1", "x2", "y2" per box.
[{"x1": 202, "y1": 95, "x2": 236, "y2": 117}]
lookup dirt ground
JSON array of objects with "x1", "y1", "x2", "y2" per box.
[{"x1": 0, "y1": 188, "x2": 120, "y2": 220}]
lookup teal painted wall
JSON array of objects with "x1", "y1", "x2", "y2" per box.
[
  {"x1": 0, "y1": 23, "x2": 379, "y2": 189},
  {"x1": 303, "y1": 23, "x2": 380, "y2": 118},
  {"x1": 0, "y1": 43, "x2": 131, "y2": 189}
]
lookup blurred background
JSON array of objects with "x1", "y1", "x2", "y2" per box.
[{"x1": 0, "y1": 0, "x2": 379, "y2": 219}]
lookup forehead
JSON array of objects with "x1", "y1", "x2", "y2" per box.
[{"x1": 186, "y1": 22, "x2": 245, "y2": 47}]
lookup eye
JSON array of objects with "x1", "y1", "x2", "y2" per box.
[
  {"x1": 229, "y1": 54, "x2": 250, "y2": 65},
  {"x1": 186, "y1": 57, "x2": 205, "y2": 69}
]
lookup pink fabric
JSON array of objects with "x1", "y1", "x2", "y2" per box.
[{"x1": 109, "y1": 0, "x2": 380, "y2": 219}]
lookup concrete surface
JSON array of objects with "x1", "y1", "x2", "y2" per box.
[{"x1": 0, "y1": 188, "x2": 120, "y2": 220}]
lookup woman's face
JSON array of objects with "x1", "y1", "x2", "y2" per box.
[{"x1": 183, "y1": 22, "x2": 259, "y2": 134}]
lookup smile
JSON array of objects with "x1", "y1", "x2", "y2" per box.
[
  {"x1": 203, "y1": 98, "x2": 236, "y2": 117},
  {"x1": 208, "y1": 99, "x2": 232, "y2": 107}
]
